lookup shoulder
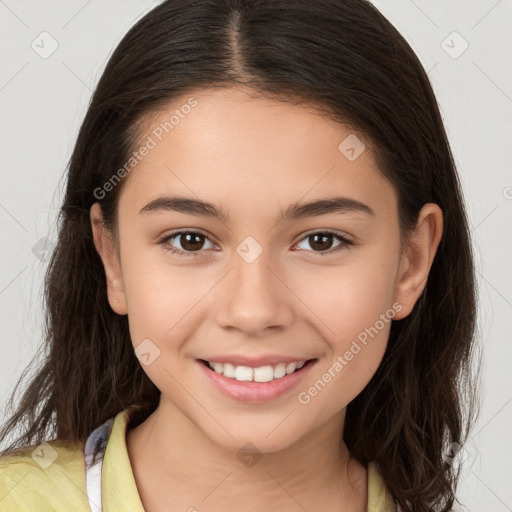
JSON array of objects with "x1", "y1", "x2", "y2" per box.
[{"x1": 0, "y1": 439, "x2": 91, "y2": 511}]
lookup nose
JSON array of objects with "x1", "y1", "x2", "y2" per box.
[{"x1": 214, "y1": 248, "x2": 294, "y2": 337}]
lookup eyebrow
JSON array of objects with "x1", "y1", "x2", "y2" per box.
[{"x1": 139, "y1": 195, "x2": 375, "y2": 222}]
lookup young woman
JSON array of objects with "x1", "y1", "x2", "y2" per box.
[{"x1": 0, "y1": 1, "x2": 479, "y2": 511}]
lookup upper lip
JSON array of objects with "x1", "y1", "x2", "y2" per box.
[{"x1": 199, "y1": 355, "x2": 316, "y2": 368}]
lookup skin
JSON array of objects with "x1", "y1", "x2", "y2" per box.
[{"x1": 90, "y1": 86, "x2": 443, "y2": 512}]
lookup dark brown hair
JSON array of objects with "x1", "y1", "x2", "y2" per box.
[{"x1": 0, "y1": 0, "x2": 479, "y2": 510}]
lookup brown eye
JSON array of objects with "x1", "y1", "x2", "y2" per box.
[
  {"x1": 159, "y1": 230, "x2": 215, "y2": 257},
  {"x1": 159, "y1": 229, "x2": 352, "y2": 258},
  {"x1": 308, "y1": 233, "x2": 335, "y2": 251},
  {"x1": 177, "y1": 232, "x2": 206, "y2": 251},
  {"x1": 295, "y1": 230, "x2": 352, "y2": 256}
]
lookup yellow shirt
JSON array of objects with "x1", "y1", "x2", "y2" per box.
[{"x1": 0, "y1": 408, "x2": 397, "y2": 511}]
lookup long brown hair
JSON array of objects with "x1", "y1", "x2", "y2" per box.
[{"x1": 0, "y1": 1, "x2": 479, "y2": 509}]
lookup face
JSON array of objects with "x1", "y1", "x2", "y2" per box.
[{"x1": 91, "y1": 86, "x2": 442, "y2": 453}]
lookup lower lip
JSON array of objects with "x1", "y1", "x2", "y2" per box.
[{"x1": 195, "y1": 359, "x2": 317, "y2": 403}]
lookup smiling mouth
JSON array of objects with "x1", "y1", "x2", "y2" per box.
[{"x1": 198, "y1": 358, "x2": 317, "y2": 383}]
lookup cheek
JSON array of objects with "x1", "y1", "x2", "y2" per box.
[
  {"x1": 119, "y1": 243, "x2": 209, "y2": 347},
  {"x1": 292, "y1": 251, "x2": 397, "y2": 404},
  {"x1": 126, "y1": 272, "x2": 205, "y2": 342},
  {"x1": 295, "y1": 248, "x2": 399, "y2": 339}
]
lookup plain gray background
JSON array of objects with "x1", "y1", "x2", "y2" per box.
[{"x1": 1, "y1": 1, "x2": 511, "y2": 509}]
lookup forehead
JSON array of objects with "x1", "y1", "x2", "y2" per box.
[{"x1": 118, "y1": 87, "x2": 397, "y2": 223}]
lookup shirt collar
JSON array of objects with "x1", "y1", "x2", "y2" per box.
[
  {"x1": 367, "y1": 461, "x2": 397, "y2": 511},
  {"x1": 100, "y1": 406, "x2": 396, "y2": 511},
  {"x1": 102, "y1": 406, "x2": 145, "y2": 512}
]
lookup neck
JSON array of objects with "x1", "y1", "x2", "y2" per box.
[{"x1": 126, "y1": 397, "x2": 367, "y2": 512}]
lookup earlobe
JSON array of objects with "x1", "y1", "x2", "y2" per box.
[
  {"x1": 90, "y1": 203, "x2": 128, "y2": 315},
  {"x1": 393, "y1": 203, "x2": 443, "y2": 320}
]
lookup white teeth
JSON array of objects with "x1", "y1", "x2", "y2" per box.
[
  {"x1": 253, "y1": 365, "x2": 274, "y2": 383},
  {"x1": 212, "y1": 362, "x2": 223, "y2": 374},
  {"x1": 234, "y1": 366, "x2": 253, "y2": 381},
  {"x1": 285, "y1": 362, "x2": 298, "y2": 374},
  {"x1": 273, "y1": 363, "x2": 286, "y2": 379},
  {"x1": 206, "y1": 360, "x2": 308, "y2": 382},
  {"x1": 223, "y1": 363, "x2": 236, "y2": 378}
]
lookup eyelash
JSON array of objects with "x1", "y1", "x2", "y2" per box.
[{"x1": 158, "y1": 229, "x2": 353, "y2": 258}]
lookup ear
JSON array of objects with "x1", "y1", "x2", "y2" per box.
[
  {"x1": 90, "y1": 202, "x2": 128, "y2": 315},
  {"x1": 393, "y1": 203, "x2": 443, "y2": 320}
]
